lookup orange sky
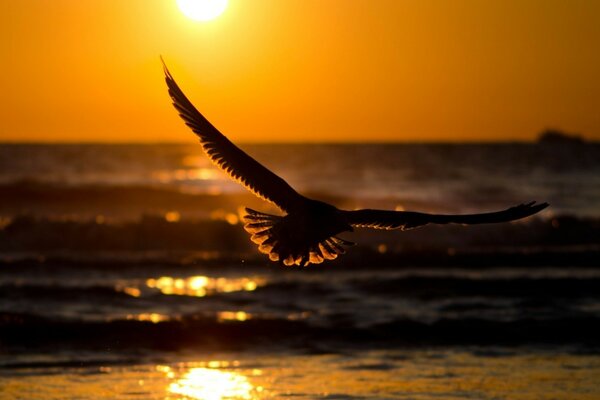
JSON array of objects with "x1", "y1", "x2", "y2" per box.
[{"x1": 1, "y1": 0, "x2": 599, "y2": 142}]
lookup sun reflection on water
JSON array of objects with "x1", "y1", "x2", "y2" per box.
[
  {"x1": 210, "y1": 209, "x2": 239, "y2": 225},
  {"x1": 153, "y1": 167, "x2": 220, "y2": 182},
  {"x1": 218, "y1": 311, "x2": 251, "y2": 322},
  {"x1": 146, "y1": 276, "x2": 264, "y2": 297},
  {"x1": 163, "y1": 363, "x2": 262, "y2": 400},
  {"x1": 127, "y1": 312, "x2": 168, "y2": 323}
]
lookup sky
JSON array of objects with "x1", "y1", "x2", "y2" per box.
[{"x1": 1, "y1": 0, "x2": 599, "y2": 143}]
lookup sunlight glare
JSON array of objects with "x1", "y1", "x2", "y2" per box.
[
  {"x1": 177, "y1": 0, "x2": 228, "y2": 21},
  {"x1": 168, "y1": 367, "x2": 254, "y2": 400},
  {"x1": 218, "y1": 311, "x2": 251, "y2": 322},
  {"x1": 146, "y1": 275, "x2": 265, "y2": 297},
  {"x1": 165, "y1": 211, "x2": 181, "y2": 222},
  {"x1": 127, "y1": 313, "x2": 168, "y2": 323}
]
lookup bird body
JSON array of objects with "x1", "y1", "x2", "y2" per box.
[
  {"x1": 243, "y1": 199, "x2": 354, "y2": 266},
  {"x1": 162, "y1": 59, "x2": 548, "y2": 266}
]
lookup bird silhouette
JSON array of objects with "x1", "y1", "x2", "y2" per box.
[{"x1": 162, "y1": 60, "x2": 548, "y2": 266}]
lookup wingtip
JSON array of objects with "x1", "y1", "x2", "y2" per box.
[
  {"x1": 531, "y1": 201, "x2": 549, "y2": 209},
  {"x1": 523, "y1": 201, "x2": 549, "y2": 210},
  {"x1": 526, "y1": 201, "x2": 550, "y2": 215},
  {"x1": 160, "y1": 55, "x2": 172, "y2": 79},
  {"x1": 538, "y1": 202, "x2": 550, "y2": 210}
]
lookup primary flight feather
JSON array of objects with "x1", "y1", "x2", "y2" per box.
[{"x1": 162, "y1": 60, "x2": 548, "y2": 266}]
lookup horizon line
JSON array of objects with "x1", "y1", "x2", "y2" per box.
[{"x1": 0, "y1": 138, "x2": 578, "y2": 145}]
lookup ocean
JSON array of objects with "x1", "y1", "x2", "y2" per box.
[{"x1": 1, "y1": 142, "x2": 599, "y2": 399}]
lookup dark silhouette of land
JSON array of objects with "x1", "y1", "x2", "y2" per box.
[{"x1": 538, "y1": 128, "x2": 585, "y2": 144}]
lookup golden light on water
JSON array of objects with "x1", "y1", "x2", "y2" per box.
[
  {"x1": 122, "y1": 287, "x2": 141, "y2": 297},
  {"x1": 225, "y1": 214, "x2": 239, "y2": 225},
  {"x1": 218, "y1": 311, "x2": 251, "y2": 322},
  {"x1": 127, "y1": 313, "x2": 168, "y2": 323},
  {"x1": 181, "y1": 155, "x2": 204, "y2": 167},
  {"x1": 165, "y1": 211, "x2": 181, "y2": 222},
  {"x1": 7, "y1": 352, "x2": 600, "y2": 399},
  {"x1": 146, "y1": 275, "x2": 264, "y2": 297},
  {"x1": 164, "y1": 364, "x2": 261, "y2": 400},
  {"x1": 152, "y1": 168, "x2": 219, "y2": 183},
  {"x1": 210, "y1": 209, "x2": 240, "y2": 225}
]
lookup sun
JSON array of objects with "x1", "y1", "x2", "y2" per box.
[{"x1": 177, "y1": 0, "x2": 228, "y2": 22}]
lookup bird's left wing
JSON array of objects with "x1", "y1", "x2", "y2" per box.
[
  {"x1": 162, "y1": 60, "x2": 306, "y2": 213},
  {"x1": 344, "y1": 202, "x2": 548, "y2": 230}
]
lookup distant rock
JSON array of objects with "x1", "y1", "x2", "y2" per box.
[{"x1": 537, "y1": 129, "x2": 585, "y2": 145}]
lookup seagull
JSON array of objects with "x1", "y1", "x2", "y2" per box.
[{"x1": 162, "y1": 60, "x2": 548, "y2": 267}]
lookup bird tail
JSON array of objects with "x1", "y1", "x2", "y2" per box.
[
  {"x1": 242, "y1": 208, "x2": 353, "y2": 266},
  {"x1": 242, "y1": 208, "x2": 282, "y2": 259}
]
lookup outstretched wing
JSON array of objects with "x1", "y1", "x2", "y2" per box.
[
  {"x1": 344, "y1": 202, "x2": 549, "y2": 230},
  {"x1": 162, "y1": 59, "x2": 305, "y2": 213}
]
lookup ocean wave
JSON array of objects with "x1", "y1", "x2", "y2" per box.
[
  {"x1": 0, "y1": 211, "x2": 598, "y2": 258},
  {"x1": 3, "y1": 274, "x2": 596, "y2": 315},
  {"x1": 2, "y1": 311, "x2": 599, "y2": 352},
  {"x1": 0, "y1": 283, "x2": 133, "y2": 302},
  {"x1": 352, "y1": 276, "x2": 600, "y2": 299}
]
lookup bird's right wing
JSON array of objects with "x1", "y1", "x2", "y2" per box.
[
  {"x1": 162, "y1": 60, "x2": 306, "y2": 213},
  {"x1": 344, "y1": 202, "x2": 548, "y2": 230}
]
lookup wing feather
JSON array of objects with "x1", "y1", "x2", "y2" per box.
[
  {"x1": 345, "y1": 202, "x2": 549, "y2": 230},
  {"x1": 162, "y1": 59, "x2": 305, "y2": 212}
]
